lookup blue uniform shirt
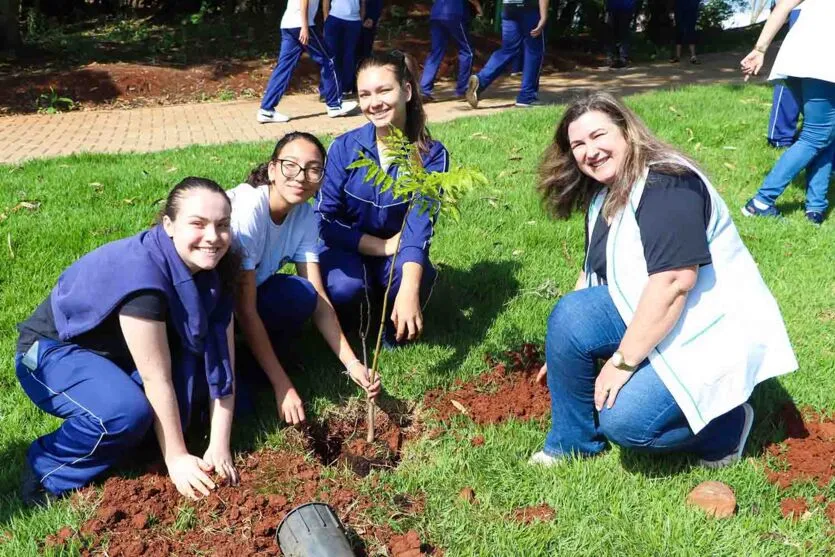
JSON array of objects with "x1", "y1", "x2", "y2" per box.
[{"x1": 315, "y1": 122, "x2": 450, "y2": 268}]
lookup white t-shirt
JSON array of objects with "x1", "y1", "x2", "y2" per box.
[
  {"x1": 227, "y1": 184, "x2": 320, "y2": 287},
  {"x1": 281, "y1": 0, "x2": 320, "y2": 29},
  {"x1": 768, "y1": 0, "x2": 835, "y2": 85},
  {"x1": 328, "y1": 0, "x2": 361, "y2": 21}
]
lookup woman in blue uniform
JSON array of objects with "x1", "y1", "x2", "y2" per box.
[
  {"x1": 16, "y1": 178, "x2": 240, "y2": 506},
  {"x1": 315, "y1": 51, "x2": 449, "y2": 345},
  {"x1": 419, "y1": 0, "x2": 482, "y2": 102}
]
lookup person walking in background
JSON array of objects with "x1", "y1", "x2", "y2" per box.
[
  {"x1": 741, "y1": 0, "x2": 835, "y2": 226},
  {"x1": 419, "y1": 0, "x2": 483, "y2": 102},
  {"x1": 605, "y1": 0, "x2": 635, "y2": 68},
  {"x1": 358, "y1": 0, "x2": 383, "y2": 65},
  {"x1": 671, "y1": 0, "x2": 701, "y2": 65},
  {"x1": 323, "y1": 0, "x2": 365, "y2": 95},
  {"x1": 766, "y1": 5, "x2": 802, "y2": 148},
  {"x1": 464, "y1": 0, "x2": 550, "y2": 108},
  {"x1": 258, "y1": 0, "x2": 357, "y2": 123}
]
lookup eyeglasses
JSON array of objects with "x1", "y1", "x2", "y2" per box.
[{"x1": 276, "y1": 159, "x2": 325, "y2": 183}]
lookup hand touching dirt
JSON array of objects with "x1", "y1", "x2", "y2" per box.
[
  {"x1": 203, "y1": 445, "x2": 239, "y2": 486},
  {"x1": 275, "y1": 383, "x2": 306, "y2": 424},
  {"x1": 740, "y1": 50, "x2": 765, "y2": 81},
  {"x1": 594, "y1": 359, "x2": 634, "y2": 411},
  {"x1": 347, "y1": 361, "x2": 382, "y2": 400},
  {"x1": 391, "y1": 288, "x2": 423, "y2": 342},
  {"x1": 167, "y1": 454, "x2": 216, "y2": 500},
  {"x1": 536, "y1": 363, "x2": 547, "y2": 386}
]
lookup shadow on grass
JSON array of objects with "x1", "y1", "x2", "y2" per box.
[
  {"x1": 619, "y1": 377, "x2": 797, "y2": 478},
  {"x1": 0, "y1": 439, "x2": 39, "y2": 527}
]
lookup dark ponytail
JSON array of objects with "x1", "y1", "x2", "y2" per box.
[
  {"x1": 357, "y1": 50, "x2": 433, "y2": 154},
  {"x1": 244, "y1": 131, "x2": 328, "y2": 186}
]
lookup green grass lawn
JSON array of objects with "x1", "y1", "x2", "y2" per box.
[{"x1": 1, "y1": 83, "x2": 834, "y2": 556}]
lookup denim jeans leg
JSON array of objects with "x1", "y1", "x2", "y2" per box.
[
  {"x1": 756, "y1": 78, "x2": 835, "y2": 208},
  {"x1": 543, "y1": 286, "x2": 624, "y2": 457}
]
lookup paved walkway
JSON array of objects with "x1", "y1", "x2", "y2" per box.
[{"x1": 0, "y1": 48, "x2": 761, "y2": 164}]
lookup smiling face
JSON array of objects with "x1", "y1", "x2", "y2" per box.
[
  {"x1": 162, "y1": 189, "x2": 232, "y2": 274},
  {"x1": 357, "y1": 64, "x2": 411, "y2": 132},
  {"x1": 567, "y1": 110, "x2": 628, "y2": 187},
  {"x1": 267, "y1": 138, "x2": 325, "y2": 207}
]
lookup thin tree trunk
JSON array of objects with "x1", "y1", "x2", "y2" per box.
[{"x1": 1, "y1": 0, "x2": 21, "y2": 50}]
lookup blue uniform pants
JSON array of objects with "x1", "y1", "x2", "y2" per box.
[
  {"x1": 420, "y1": 18, "x2": 474, "y2": 97},
  {"x1": 766, "y1": 9, "x2": 801, "y2": 148},
  {"x1": 318, "y1": 247, "x2": 437, "y2": 341},
  {"x1": 260, "y1": 26, "x2": 342, "y2": 111},
  {"x1": 475, "y1": 8, "x2": 544, "y2": 105},
  {"x1": 323, "y1": 16, "x2": 362, "y2": 94},
  {"x1": 755, "y1": 78, "x2": 835, "y2": 214},
  {"x1": 358, "y1": 22, "x2": 377, "y2": 63},
  {"x1": 16, "y1": 340, "x2": 154, "y2": 495},
  {"x1": 543, "y1": 286, "x2": 745, "y2": 460}
]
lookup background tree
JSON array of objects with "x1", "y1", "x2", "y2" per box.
[{"x1": 0, "y1": 0, "x2": 21, "y2": 49}]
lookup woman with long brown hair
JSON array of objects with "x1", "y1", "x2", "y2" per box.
[
  {"x1": 315, "y1": 50, "x2": 449, "y2": 347},
  {"x1": 531, "y1": 92, "x2": 797, "y2": 467}
]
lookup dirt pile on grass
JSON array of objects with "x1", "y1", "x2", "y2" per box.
[
  {"x1": 512, "y1": 503, "x2": 556, "y2": 525},
  {"x1": 45, "y1": 408, "x2": 425, "y2": 556},
  {"x1": 423, "y1": 344, "x2": 549, "y2": 426},
  {"x1": 765, "y1": 403, "x2": 835, "y2": 523}
]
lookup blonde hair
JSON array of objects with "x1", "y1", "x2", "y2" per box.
[{"x1": 538, "y1": 91, "x2": 700, "y2": 220}]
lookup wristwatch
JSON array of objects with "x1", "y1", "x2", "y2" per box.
[{"x1": 611, "y1": 351, "x2": 637, "y2": 372}]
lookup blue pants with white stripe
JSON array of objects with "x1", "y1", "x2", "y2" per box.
[
  {"x1": 261, "y1": 26, "x2": 342, "y2": 111},
  {"x1": 475, "y1": 8, "x2": 544, "y2": 105},
  {"x1": 420, "y1": 18, "x2": 474, "y2": 97},
  {"x1": 16, "y1": 340, "x2": 154, "y2": 495},
  {"x1": 318, "y1": 247, "x2": 437, "y2": 341},
  {"x1": 323, "y1": 16, "x2": 362, "y2": 94},
  {"x1": 766, "y1": 8, "x2": 801, "y2": 148}
]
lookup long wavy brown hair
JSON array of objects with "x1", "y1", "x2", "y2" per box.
[{"x1": 538, "y1": 91, "x2": 700, "y2": 220}]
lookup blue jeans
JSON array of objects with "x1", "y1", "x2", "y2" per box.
[
  {"x1": 755, "y1": 78, "x2": 835, "y2": 213},
  {"x1": 475, "y1": 8, "x2": 544, "y2": 105},
  {"x1": 543, "y1": 286, "x2": 745, "y2": 460}
]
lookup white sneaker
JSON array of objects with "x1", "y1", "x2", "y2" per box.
[
  {"x1": 257, "y1": 109, "x2": 290, "y2": 124},
  {"x1": 698, "y1": 403, "x2": 754, "y2": 469},
  {"x1": 465, "y1": 75, "x2": 479, "y2": 109},
  {"x1": 327, "y1": 101, "x2": 358, "y2": 118},
  {"x1": 514, "y1": 100, "x2": 543, "y2": 108},
  {"x1": 528, "y1": 450, "x2": 562, "y2": 467}
]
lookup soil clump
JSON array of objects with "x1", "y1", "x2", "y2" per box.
[
  {"x1": 512, "y1": 503, "x2": 556, "y2": 524},
  {"x1": 424, "y1": 344, "x2": 549, "y2": 426}
]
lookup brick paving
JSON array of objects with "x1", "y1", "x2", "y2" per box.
[{"x1": 0, "y1": 48, "x2": 760, "y2": 165}]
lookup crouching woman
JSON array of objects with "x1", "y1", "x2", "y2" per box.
[
  {"x1": 531, "y1": 92, "x2": 798, "y2": 467},
  {"x1": 16, "y1": 177, "x2": 240, "y2": 505}
]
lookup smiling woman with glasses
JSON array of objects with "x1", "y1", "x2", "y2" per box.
[{"x1": 227, "y1": 132, "x2": 380, "y2": 427}]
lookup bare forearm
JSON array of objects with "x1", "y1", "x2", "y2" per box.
[
  {"x1": 574, "y1": 270, "x2": 587, "y2": 291},
  {"x1": 756, "y1": 0, "x2": 801, "y2": 50},
  {"x1": 400, "y1": 261, "x2": 423, "y2": 294},
  {"x1": 358, "y1": 233, "x2": 396, "y2": 256},
  {"x1": 144, "y1": 379, "x2": 189, "y2": 460},
  {"x1": 617, "y1": 273, "x2": 692, "y2": 365},
  {"x1": 209, "y1": 322, "x2": 236, "y2": 448},
  {"x1": 539, "y1": 0, "x2": 549, "y2": 21}
]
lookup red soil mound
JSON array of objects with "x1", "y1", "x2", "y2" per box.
[
  {"x1": 44, "y1": 408, "x2": 424, "y2": 555},
  {"x1": 423, "y1": 344, "x2": 550, "y2": 426},
  {"x1": 512, "y1": 503, "x2": 556, "y2": 525},
  {"x1": 780, "y1": 497, "x2": 809, "y2": 521}
]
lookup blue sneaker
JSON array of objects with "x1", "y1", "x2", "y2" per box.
[
  {"x1": 741, "y1": 198, "x2": 781, "y2": 219},
  {"x1": 805, "y1": 211, "x2": 824, "y2": 226}
]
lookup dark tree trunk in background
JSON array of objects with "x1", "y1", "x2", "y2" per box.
[{"x1": 1, "y1": 0, "x2": 21, "y2": 49}]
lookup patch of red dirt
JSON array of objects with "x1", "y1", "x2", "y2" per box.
[
  {"x1": 512, "y1": 503, "x2": 556, "y2": 525},
  {"x1": 389, "y1": 529, "x2": 439, "y2": 557},
  {"x1": 780, "y1": 497, "x2": 808, "y2": 521},
  {"x1": 424, "y1": 343, "x2": 549, "y2": 425},
  {"x1": 46, "y1": 408, "x2": 424, "y2": 556}
]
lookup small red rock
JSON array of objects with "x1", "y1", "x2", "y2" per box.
[
  {"x1": 781, "y1": 497, "x2": 809, "y2": 521},
  {"x1": 470, "y1": 435, "x2": 485, "y2": 447},
  {"x1": 459, "y1": 486, "x2": 476, "y2": 504},
  {"x1": 686, "y1": 481, "x2": 736, "y2": 518}
]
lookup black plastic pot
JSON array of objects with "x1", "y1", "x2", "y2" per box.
[{"x1": 276, "y1": 502, "x2": 355, "y2": 557}]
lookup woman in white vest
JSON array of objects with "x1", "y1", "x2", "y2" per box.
[
  {"x1": 739, "y1": 0, "x2": 835, "y2": 226},
  {"x1": 530, "y1": 92, "x2": 797, "y2": 467}
]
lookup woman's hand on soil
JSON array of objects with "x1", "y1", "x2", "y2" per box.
[
  {"x1": 536, "y1": 363, "x2": 547, "y2": 386},
  {"x1": 275, "y1": 384, "x2": 306, "y2": 424},
  {"x1": 348, "y1": 362, "x2": 382, "y2": 400},
  {"x1": 203, "y1": 445, "x2": 239, "y2": 486},
  {"x1": 594, "y1": 359, "x2": 634, "y2": 411},
  {"x1": 167, "y1": 454, "x2": 216, "y2": 500},
  {"x1": 740, "y1": 51, "x2": 764, "y2": 81},
  {"x1": 391, "y1": 289, "x2": 423, "y2": 342}
]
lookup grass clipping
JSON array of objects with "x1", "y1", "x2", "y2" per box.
[{"x1": 347, "y1": 126, "x2": 486, "y2": 442}]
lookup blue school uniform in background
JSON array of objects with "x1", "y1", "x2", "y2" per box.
[
  {"x1": 767, "y1": 8, "x2": 802, "y2": 148},
  {"x1": 472, "y1": 0, "x2": 544, "y2": 105},
  {"x1": 420, "y1": 0, "x2": 476, "y2": 98},
  {"x1": 15, "y1": 225, "x2": 234, "y2": 495},
  {"x1": 314, "y1": 123, "x2": 449, "y2": 340},
  {"x1": 358, "y1": 0, "x2": 383, "y2": 64},
  {"x1": 324, "y1": 0, "x2": 363, "y2": 95}
]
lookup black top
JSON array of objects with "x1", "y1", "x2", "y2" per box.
[
  {"x1": 585, "y1": 170, "x2": 713, "y2": 284},
  {"x1": 17, "y1": 290, "x2": 171, "y2": 371}
]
